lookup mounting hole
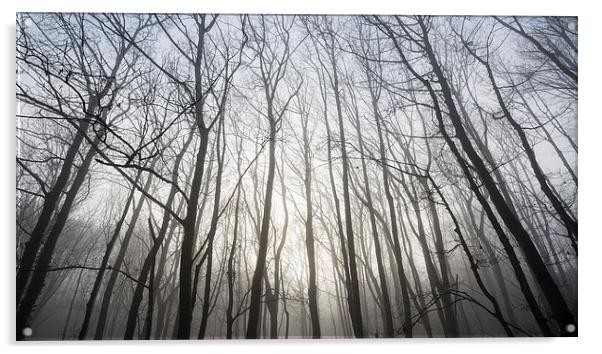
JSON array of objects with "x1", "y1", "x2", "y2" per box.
[
  {"x1": 565, "y1": 323, "x2": 576, "y2": 333},
  {"x1": 21, "y1": 17, "x2": 33, "y2": 29},
  {"x1": 22, "y1": 327, "x2": 33, "y2": 337},
  {"x1": 567, "y1": 22, "x2": 576, "y2": 31}
]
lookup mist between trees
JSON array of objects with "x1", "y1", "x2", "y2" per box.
[{"x1": 15, "y1": 14, "x2": 577, "y2": 340}]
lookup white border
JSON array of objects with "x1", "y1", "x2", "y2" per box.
[
  {"x1": 10, "y1": 0, "x2": 583, "y2": 15},
  {"x1": 2, "y1": 1, "x2": 599, "y2": 354}
]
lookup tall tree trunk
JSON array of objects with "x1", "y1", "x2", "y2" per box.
[
  {"x1": 427, "y1": 175, "x2": 514, "y2": 336},
  {"x1": 198, "y1": 120, "x2": 227, "y2": 339},
  {"x1": 142, "y1": 248, "x2": 156, "y2": 340},
  {"x1": 416, "y1": 17, "x2": 574, "y2": 334},
  {"x1": 61, "y1": 244, "x2": 96, "y2": 340},
  {"x1": 16, "y1": 99, "x2": 99, "y2": 307},
  {"x1": 300, "y1": 109, "x2": 322, "y2": 339},
  {"x1": 17, "y1": 37, "x2": 128, "y2": 309},
  {"x1": 226, "y1": 189, "x2": 241, "y2": 339},
  {"x1": 463, "y1": 197, "x2": 518, "y2": 325},
  {"x1": 17, "y1": 137, "x2": 99, "y2": 338},
  {"x1": 94, "y1": 165, "x2": 156, "y2": 339},
  {"x1": 328, "y1": 39, "x2": 364, "y2": 338},
  {"x1": 177, "y1": 128, "x2": 210, "y2": 339},
  {"x1": 246, "y1": 118, "x2": 277, "y2": 338},
  {"x1": 377, "y1": 16, "x2": 572, "y2": 335},
  {"x1": 466, "y1": 45, "x2": 577, "y2": 247},
  {"x1": 369, "y1": 81, "x2": 414, "y2": 337},
  {"x1": 123, "y1": 131, "x2": 193, "y2": 339},
  {"x1": 77, "y1": 170, "x2": 142, "y2": 339},
  {"x1": 350, "y1": 100, "x2": 394, "y2": 337}
]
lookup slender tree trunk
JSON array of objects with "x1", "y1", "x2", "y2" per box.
[
  {"x1": 246, "y1": 118, "x2": 277, "y2": 338},
  {"x1": 177, "y1": 128, "x2": 210, "y2": 339},
  {"x1": 369, "y1": 87, "x2": 414, "y2": 337},
  {"x1": 17, "y1": 137, "x2": 99, "y2": 337},
  {"x1": 94, "y1": 165, "x2": 156, "y2": 339},
  {"x1": 377, "y1": 16, "x2": 572, "y2": 335},
  {"x1": 16, "y1": 100, "x2": 98, "y2": 307},
  {"x1": 142, "y1": 253, "x2": 155, "y2": 340},
  {"x1": 477, "y1": 52, "x2": 577, "y2": 246},
  {"x1": 61, "y1": 245, "x2": 95, "y2": 340},
  {"x1": 351, "y1": 104, "x2": 394, "y2": 337},
  {"x1": 78, "y1": 170, "x2": 142, "y2": 339},
  {"x1": 417, "y1": 18, "x2": 574, "y2": 334},
  {"x1": 463, "y1": 197, "x2": 518, "y2": 325},
  {"x1": 198, "y1": 120, "x2": 227, "y2": 339},
  {"x1": 515, "y1": 90, "x2": 577, "y2": 185},
  {"x1": 300, "y1": 111, "x2": 322, "y2": 339},
  {"x1": 328, "y1": 40, "x2": 364, "y2": 338},
  {"x1": 427, "y1": 175, "x2": 514, "y2": 336},
  {"x1": 226, "y1": 189, "x2": 241, "y2": 339},
  {"x1": 123, "y1": 131, "x2": 193, "y2": 339}
]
